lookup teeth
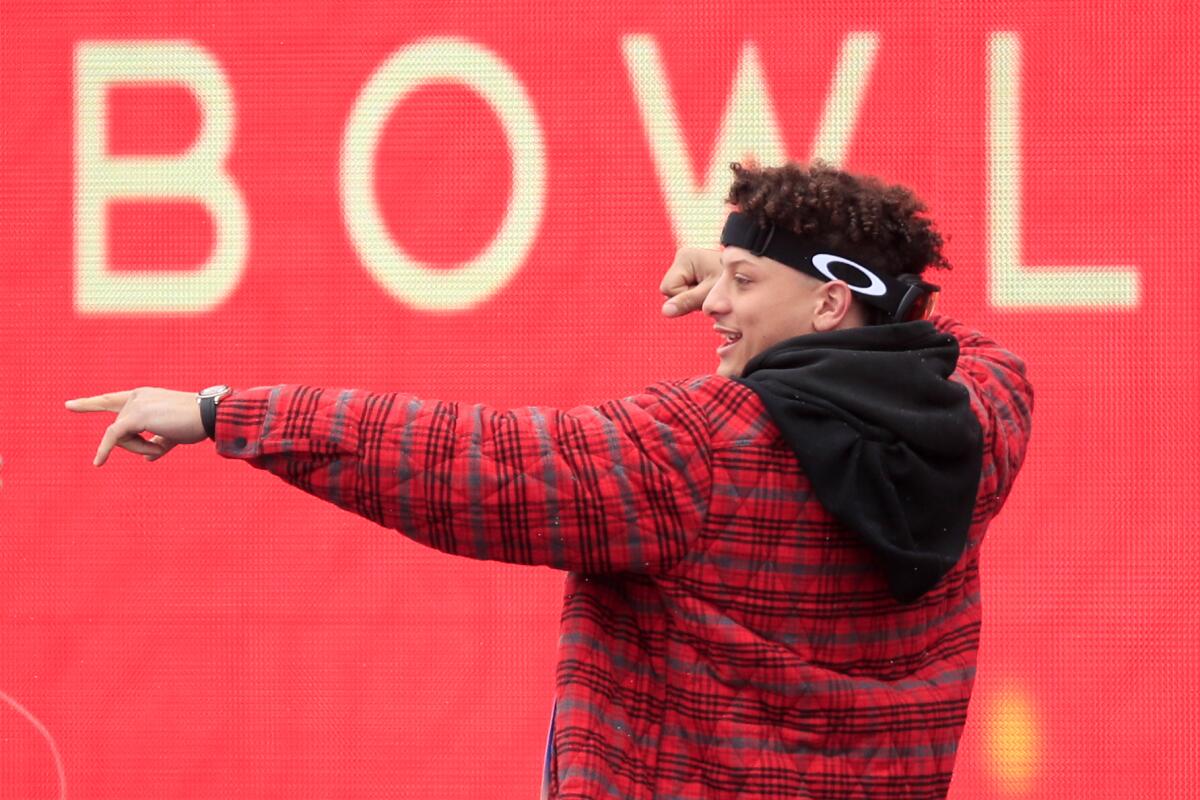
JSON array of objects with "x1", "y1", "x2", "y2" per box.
[{"x1": 715, "y1": 328, "x2": 741, "y2": 345}]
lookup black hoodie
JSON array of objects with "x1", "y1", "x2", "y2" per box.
[{"x1": 736, "y1": 320, "x2": 983, "y2": 602}]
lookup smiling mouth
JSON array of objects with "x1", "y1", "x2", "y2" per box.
[{"x1": 715, "y1": 329, "x2": 742, "y2": 354}]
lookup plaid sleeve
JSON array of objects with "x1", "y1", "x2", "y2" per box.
[
  {"x1": 933, "y1": 315, "x2": 1034, "y2": 517},
  {"x1": 212, "y1": 381, "x2": 714, "y2": 573}
]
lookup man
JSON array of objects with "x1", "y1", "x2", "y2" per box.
[{"x1": 67, "y1": 161, "x2": 1032, "y2": 799}]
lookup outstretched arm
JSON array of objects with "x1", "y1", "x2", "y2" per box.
[{"x1": 67, "y1": 382, "x2": 716, "y2": 574}]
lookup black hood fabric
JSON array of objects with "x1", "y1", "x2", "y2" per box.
[{"x1": 735, "y1": 321, "x2": 983, "y2": 602}]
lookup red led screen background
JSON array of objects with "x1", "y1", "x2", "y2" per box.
[{"x1": 2, "y1": 2, "x2": 1197, "y2": 798}]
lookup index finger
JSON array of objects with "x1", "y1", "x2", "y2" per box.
[
  {"x1": 661, "y1": 275, "x2": 717, "y2": 317},
  {"x1": 64, "y1": 391, "x2": 133, "y2": 413}
]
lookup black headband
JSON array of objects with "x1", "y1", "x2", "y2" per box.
[{"x1": 719, "y1": 211, "x2": 937, "y2": 322}]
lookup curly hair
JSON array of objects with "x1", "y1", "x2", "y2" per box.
[{"x1": 725, "y1": 160, "x2": 950, "y2": 278}]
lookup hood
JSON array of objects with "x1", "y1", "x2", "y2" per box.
[{"x1": 736, "y1": 321, "x2": 983, "y2": 602}]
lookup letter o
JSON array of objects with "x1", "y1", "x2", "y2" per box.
[
  {"x1": 341, "y1": 38, "x2": 546, "y2": 311},
  {"x1": 811, "y1": 253, "x2": 887, "y2": 296}
]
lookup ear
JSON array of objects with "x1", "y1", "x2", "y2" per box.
[{"x1": 811, "y1": 280, "x2": 857, "y2": 331}]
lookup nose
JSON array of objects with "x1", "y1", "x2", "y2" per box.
[{"x1": 703, "y1": 273, "x2": 731, "y2": 317}]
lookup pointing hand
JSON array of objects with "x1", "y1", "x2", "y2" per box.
[{"x1": 65, "y1": 387, "x2": 208, "y2": 466}]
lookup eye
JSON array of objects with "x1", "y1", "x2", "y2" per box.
[{"x1": 733, "y1": 274, "x2": 752, "y2": 287}]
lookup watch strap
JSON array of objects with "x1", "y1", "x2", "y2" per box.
[
  {"x1": 198, "y1": 385, "x2": 231, "y2": 441},
  {"x1": 200, "y1": 394, "x2": 218, "y2": 440}
]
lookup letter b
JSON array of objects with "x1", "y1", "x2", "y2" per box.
[{"x1": 74, "y1": 41, "x2": 247, "y2": 314}]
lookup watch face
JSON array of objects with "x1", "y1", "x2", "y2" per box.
[{"x1": 200, "y1": 384, "x2": 231, "y2": 398}]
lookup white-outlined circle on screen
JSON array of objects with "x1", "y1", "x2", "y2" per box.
[
  {"x1": 341, "y1": 37, "x2": 546, "y2": 311},
  {"x1": 1, "y1": 689, "x2": 66, "y2": 800},
  {"x1": 811, "y1": 253, "x2": 887, "y2": 296}
]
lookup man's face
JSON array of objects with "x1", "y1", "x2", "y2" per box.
[{"x1": 702, "y1": 246, "x2": 831, "y2": 377}]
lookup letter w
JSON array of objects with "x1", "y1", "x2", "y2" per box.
[{"x1": 622, "y1": 33, "x2": 878, "y2": 247}]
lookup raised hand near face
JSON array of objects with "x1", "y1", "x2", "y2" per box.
[{"x1": 660, "y1": 247, "x2": 721, "y2": 318}]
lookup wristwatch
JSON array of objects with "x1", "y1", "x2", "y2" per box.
[{"x1": 197, "y1": 384, "x2": 233, "y2": 440}]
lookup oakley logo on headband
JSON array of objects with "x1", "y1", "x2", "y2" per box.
[{"x1": 810, "y1": 254, "x2": 888, "y2": 297}]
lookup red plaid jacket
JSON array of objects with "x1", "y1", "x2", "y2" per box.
[{"x1": 215, "y1": 316, "x2": 1032, "y2": 799}]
